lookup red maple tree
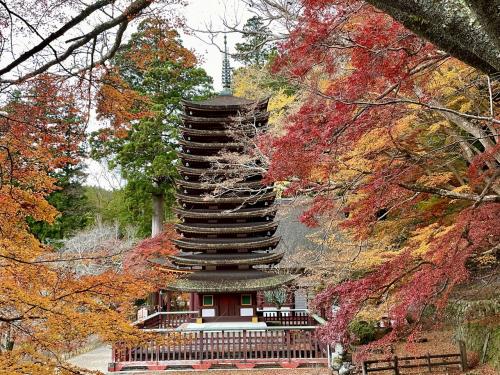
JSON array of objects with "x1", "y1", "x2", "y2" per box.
[{"x1": 266, "y1": 0, "x2": 499, "y2": 347}]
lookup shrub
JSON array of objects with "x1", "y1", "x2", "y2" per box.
[{"x1": 349, "y1": 320, "x2": 378, "y2": 345}]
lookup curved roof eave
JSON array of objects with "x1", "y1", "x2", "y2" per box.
[
  {"x1": 175, "y1": 221, "x2": 279, "y2": 234},
  {"x1": 181, "y1": 96, "x2": 270, "y2": 111},
  {"x1": 166, "y1": 273, "x2": 297, "y2": 293},
  {"x1": 172, "y1": 236, "x2": 281, "y2": 251},
  {"x1": 168, "y1": 251, "x2": 285, "y2": 266}
]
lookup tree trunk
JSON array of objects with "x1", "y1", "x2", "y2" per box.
[
  {"x1": 366, "y1": 0, "x2": 500, "y2": 74},
  {"x1": 151, "y1": 192, "x2": 165, "y2": 237}
]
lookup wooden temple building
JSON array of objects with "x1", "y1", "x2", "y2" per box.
[
  {"x1": 163, "y1": 92, "x2": 296, "y2": 322},
  {"x1": 108, "y1": 37, "x2": 329, "y2": 372}
]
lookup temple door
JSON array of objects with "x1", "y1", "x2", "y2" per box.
[{"x1": 218, "y1": 294, "x2": 239, "y2": 319}]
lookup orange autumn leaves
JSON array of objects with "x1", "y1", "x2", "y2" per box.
[
  {"x1": 96, "y1": 19, "x2": 198, "y2": 136},
  {"x1": 0, "y1": 75, "x2": 163, "y2": 374}
]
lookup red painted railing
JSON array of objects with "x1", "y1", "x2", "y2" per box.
[
  {"x1": 135, "y1": 311, "x2": 199, "y2": 329},
  {"x1": 257, "y1": 309, "x2": 319, "y2": 326},
  {"x1": 111, "y1": 327, "x2": 327, "y2": 370}
]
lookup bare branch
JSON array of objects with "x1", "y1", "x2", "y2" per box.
[{"x1": 399, "y1": 183, "x2": 500, "y2": 203}]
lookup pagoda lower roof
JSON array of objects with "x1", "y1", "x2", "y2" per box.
[
  {"x1": 175, "y1": 221, "x2": 278, "y2": 234},
  {"x1": 174, "y1": 191, "x2": 275, "y2": 204},
  {"x1": 172, "y1": 236, "x2": 280, "y2": 251},
  {"x1": 179, "y1": 139, "x2": 242, "y2": 149},
  {"x1": 173, "y1": 206, "x2": 276, "y2": 219},
  {"x1": 175, "y1": 179, "x2": 265, "y2": 191},
  {"x1": 168, "y1": 251, "x2": 284, "y2": 266},
  {"x1": 166, "y1": 270, "x2": 296, "y2": 293}
]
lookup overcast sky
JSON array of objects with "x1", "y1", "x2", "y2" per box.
[
  {"x1": 85, "y1": 0, "x2": 252, "y2": 189},
  {"x1": 182, "y1": 0, "x2": 252, "y2": 90}
]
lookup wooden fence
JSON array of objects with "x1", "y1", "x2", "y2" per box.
[
  {"x1": 110, "y1": 327, "x2": 328, "y2": 371},
  {"x1": 361, "y1": 341, "x2": 468, "y2": 374}
]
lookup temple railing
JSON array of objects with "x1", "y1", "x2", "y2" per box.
[
  {"x1": 257, "y1": 308, "x2": 324, "y2": 326},
  {"x1": 109, "y1": 327, "x2": 328, "y2": 371},
  {"x1": 134, "y1": 311, "x2": 199, "y2": 329},
  {"x1": 134, "y1": 309, "x2": 323, "y2": 330}
]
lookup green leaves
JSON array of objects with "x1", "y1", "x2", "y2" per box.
[{"x1": 93, "y1": 18, "x2": 213, "y2": 235}]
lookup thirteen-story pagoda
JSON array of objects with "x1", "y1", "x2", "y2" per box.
[{"x1": 164, "y1": 37, "x2": 295, "y2": 322}]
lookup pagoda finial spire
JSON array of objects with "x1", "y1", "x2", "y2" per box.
[{"x1": 221, "y1": 34, "x2": 232, "y2": 95}]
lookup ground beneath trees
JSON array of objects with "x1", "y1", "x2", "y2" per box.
[
  {"x1": 68, "y1": 345, "x2": 111, "y2": 373},
  {"x1": 112, "y1": 370, "x2": 329, "y2": 375}
]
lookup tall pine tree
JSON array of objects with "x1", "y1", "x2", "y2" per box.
[{"x1": 92, "y1": 18, "x2": 213, "y2": 237}]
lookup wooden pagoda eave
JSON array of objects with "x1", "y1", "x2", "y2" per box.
[
  {"x1": 178, "y1": 152, "x2": 266, "y2": 166},
  {"x1": 181, "y1": 97, "x2": 269, "y2": 111},
  {"x1": 174, "y1": 191, "x2": 276, "y2": 204},
  {"x1": 179, "y1": 139, "x2": 242, "y2": 149},
  {"x1": 155, "y1": 266, "x2": 194, "y2": 274},
  {"x1": 172, "y1": 236, "x2": 281, "y2": 251},
  {"x1": 177, "y1": 165, "x2": 262, "y2": 176},
  {"x1": 177, "y1": 152, "x2": 228, "y2": 163},
  {"x1": 166, "y1": 272, "x2": 297, "y2": 293},
  {"x1": 175, "y1": 179, "x2": 265, "y2": 190},
  {"x1": 167, "y1": 251, "x2": 285, "y2": 266},
  {"x1": 179, "y1": 127, "x2": 235, "y2": 137},
  {"x1": 172, "y1": 206, "x2": 277, "y2": 219},
  {"x1": 180, "y1": 113, "x2": 269, "y2": 125},
  {"x1": 147, "y1": 259, "x2": 195, "y2": 274},
  {"x1": 175, "y1": 221, "x2": 279, "y2": 234}
]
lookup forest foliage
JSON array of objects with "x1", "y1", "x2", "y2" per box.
[
  {"x1": 0, "y1": 3, "x2": 183, "y2": 374},
  {"x1": 92, "y1": 18, "x2": 213, "y2": 236},
  {"x1": 0, "y1": 0, "x2": 498, "y2": 373},
  {"x1": 258, "y1": 0, "x2": 499, "y2": 349}
]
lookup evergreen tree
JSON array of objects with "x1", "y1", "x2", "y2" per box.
[
  {"x1": 92, "y1": 19, "x2": 213, "y2": 237},
  {"x1": 30, "y1": 165, "x2": 91, "y2": 245},
  {"x1": 234, "y1": 16, "x2": 276, "y2": 66}
]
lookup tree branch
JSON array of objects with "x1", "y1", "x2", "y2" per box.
[
  {"x1": 0, "y1": 0, "x2": 114, "y2": 78},
  {"x1": 398, "y1": 183, "x2": 500, "y2": 203},
  {"x1": 0, "y1": 0, "x2": 153, "y2": 84}
]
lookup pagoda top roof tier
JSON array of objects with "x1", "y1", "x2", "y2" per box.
[
  {"x1": 175, "y1": 221, "x2": 278, "y2": 234},
  {"x1": 175, "y1": 191, "x2": 275, "y2": 204},
  {"x1": 168, "y1": 251, "x2": 284, "y2": 266},
  {"x1": 172, "y1": 236, "x2": 280, "y2": 251},
  {"x1": 166, "y1": 270, "x2": 296, "y2": 293},
  {"x1": 181, "y1": 96, "x2": 269, "y2": 111}
]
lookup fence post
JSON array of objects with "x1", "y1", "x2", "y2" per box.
[
  {"x1": 394, "y1": 356, "x2": 400, "y2": 375},
  {"x1": 286, "y1": 330, "x2": 291, "y2": 361},
  {"x1": 459, "y1": 340, "x2": 468, "y2": 371},
  {"x1": 361, "y1": 361, "x2": 368, "y2": 375},
  {"x1": 426, "y1": 352, "x2": 431, "y2": 372},
  {"x1": 243, "y1": 330, "x2": 247, "y2": 362},
  {"x1": 200, "y1": 331, "x2": 204, "y2": 362}
]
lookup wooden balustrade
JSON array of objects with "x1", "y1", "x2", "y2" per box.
[
  {"x1": 112, "y1": 328, "x2": 327, "y2": 364},
  {"x1": 257, "y1": 309, "x2": 321, "y2": 326},
  {"x1": 136, "y1": 309, "x2": 321, "y2": 329},
  {"x1": 135, "y1": 311, "x2": 199, "y2": 329}
]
